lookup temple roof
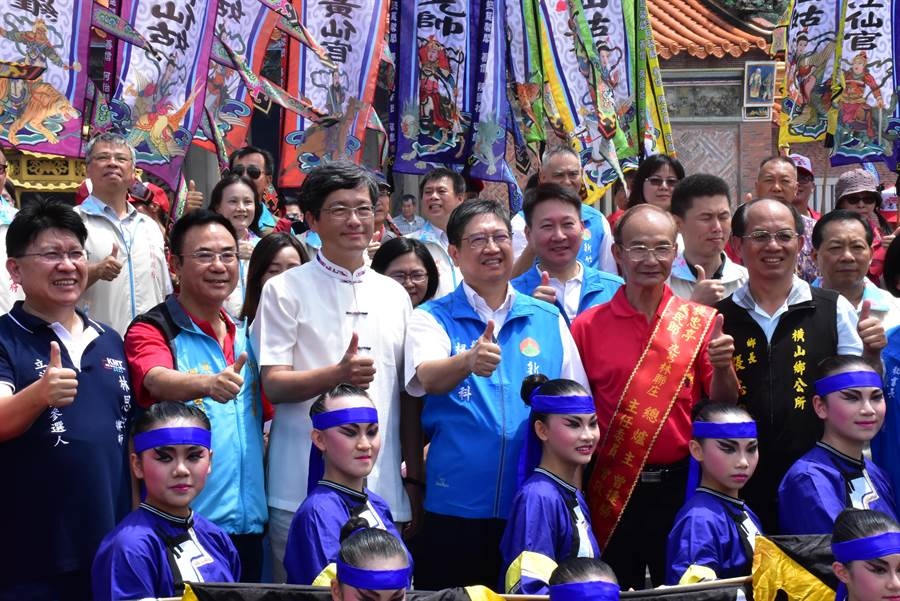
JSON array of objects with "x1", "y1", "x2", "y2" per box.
[{"x1": 649, "y1": 0, "x2": 772, "y2": 59}]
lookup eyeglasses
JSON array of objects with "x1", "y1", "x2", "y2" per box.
[
  {"x1": 742, "y1": 230, "x2": 799, "y2": 245},
  {"x1": 840, "y1": 193, "x2": 878, "y2": 205},
  {"x1": 179, "y1": 250, "x2": 239, "y2": 264},
  {"x1": 647, "y1": 176, "x2": 679, "y2": 188},
  {"x1": 461, "y1": 232, "x2": 512, "y2": 250},
  {"x1": 321, "y1": 205, "x2": 375, "y2": 220},
  {"x1": 387, "y1": 270, "x2": 428, "y2": 285},
  {"x1": 620, "y1": 244, "x2": 676, "y2": 261},
  {"x1": 18, "y1": 249, "x2": 89, "y2": 264},
  {"x1": 230, "y1": 165, "x2": 263, "y2": 180}
]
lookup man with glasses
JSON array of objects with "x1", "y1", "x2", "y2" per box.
[
  {"x1": 123, "y1": 210, "x2": 267, "y2": 582},
  {"x1": 405, "y1": 199, "x2": 587, "y2": 589},
  {"x1": 0, "y1": 149, "x2": 22, "y2": 314},
  {"x1": 789, "y1": 153, "x2": 820, "y2": 219},
  {"x1": 253, "y1": 162, "x2": 411, "y2": 581},
  {"x1": 75, "y1": 133, "x2": 172, "y2": 335},
  {"x1": 0, "y1": 199, "x2": 132, "y2": 600},
  {"x1": 716, "y1": 198, "x2": 880, "y2": 531},
  {"x1": 570, "y1": 204, "x2": 737, "y2": 589}
]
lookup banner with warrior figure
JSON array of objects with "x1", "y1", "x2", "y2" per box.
[
  {"x1": 779, "y1": 0, "x2": 841, "y2": 145},
  {"x1": 0, "y1": 0, "x2": 91, "y2": 156},
  {"x1": 108, "y1": 0, "x2": 218, "y2": 185},
  {"x1": 830, "y1": 0, "x2": 899, "y2": 169}
]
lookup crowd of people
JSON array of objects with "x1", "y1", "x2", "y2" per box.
[{"x1": 2, "y1": 133, "x2": 900, "y2": 601}]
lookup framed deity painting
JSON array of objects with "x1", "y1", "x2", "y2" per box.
[{"x1": 744, "y1": 61, "x2": 777, "y2": 107}]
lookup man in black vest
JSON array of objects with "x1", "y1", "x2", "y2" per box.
[{"x1": 716, "y1": 198, "x2": 885, "y2": 531}]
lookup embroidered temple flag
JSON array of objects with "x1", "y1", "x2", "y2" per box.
[
  {"x1": 829, "y1": 0, "x2": 899, "y2": 169},
  {"x1": 278, "y1": 0, "x2": 389, "y2": 187},
  {"x1": 192, "y1": 0, "x2": 278, "y2": 168},
  {"x1": 0, "y1": 0, "x2": 91, "y2": 156},
  {"x1": 108, "y1": 0, "x2": 218, "y2": 185},
  {"x1": 505, "y1": 0, "x2": 543, "y2": 150},
  {"x1": 634, "y1": 0, "x2": 674, "y2": 160},
  {"x1": 779, "y1": 0, "x2": 841, "y2": 145}
]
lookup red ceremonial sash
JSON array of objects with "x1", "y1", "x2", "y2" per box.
[{"x1": 589, "y1": 295, "x2": 716, "y2": 548}]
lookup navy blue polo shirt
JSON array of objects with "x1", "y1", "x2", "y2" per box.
[{"x1": 0, "y1": 302, "x2": 132, "y2": 584}]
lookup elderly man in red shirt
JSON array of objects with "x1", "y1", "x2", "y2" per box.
[{"x1": 571, "y1": 204, "x2": 738, "y2": 589}]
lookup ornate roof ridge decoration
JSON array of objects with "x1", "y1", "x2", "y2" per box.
[{"x1": 649, "y1": 0, "x2": 772, "y2": 60}]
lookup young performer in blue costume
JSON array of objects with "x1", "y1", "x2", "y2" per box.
[
  {"x1": 779, "y1": 356, "x2": 898, "y2": 535},
  {"x1": 831, "y1": 509, "x2": 900, "y2": 601},
  {"x1": 92, "y1": 402, "x2": 240, "y2": 600},
  {"x1": 666, "y1": 400, "x2": 762, "y2": 585},
  {"x1": 329, "y1": 520, "x2": 410, "y2": 601},
  {"x1": 284, "y1": 384, "x2": 407, "y2": 585},
  {"x1": 548, "y1": 557, "x2": 620, "y2": 601},
  {"x1": 501, "y1": 375, "x2": 600, "y2": 595}
]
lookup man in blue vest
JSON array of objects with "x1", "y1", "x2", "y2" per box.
[
  {"x1": 124, "y1": 210, "x2": 267, "y2": 581},
  {"x1": 404, "y1": 199, "x2": 588, "y2": 589}
]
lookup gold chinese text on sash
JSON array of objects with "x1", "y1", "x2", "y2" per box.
[{"x1": 589, "y1": 296, "x2": 716, "y2": 548}]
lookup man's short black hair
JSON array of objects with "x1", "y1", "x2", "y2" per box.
[
  {"x1": 446, "y1": 199, "x2": 511, "y2": 247},
  {"x1": 757, "y1": 154, "x2": 796, "y2": 177},
  {"x1": 228, "y1": 145, "x2": 274, "y2": 176},
  {"x1": 735, "y1": 198, "x2": 805, "y2": 238},
  {"x1": 298, "y1": 161, "x2": 377, "y2": 219},
  {"x1": 7, "y1": 198, "x2": 87, "y2": 258},
  {"x1": 670, "y1": 174, "x2": 731, "y2": 219},
  {"x1": 419, "y1": 167, "x2": 465, "y2": 199},
  {"x1": 811, "y1": 209, "x2": 874, "y2": 249},
  {"x1": 522, "y1": 183, "x2": 581, "y2": 227},
  {"x1": 169, "y1": 209, "x2": 238, "y2": 257}
]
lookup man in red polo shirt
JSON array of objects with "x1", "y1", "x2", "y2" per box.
[{"x1": 571, "y1": 204, "x2": 738, "y2": 589}]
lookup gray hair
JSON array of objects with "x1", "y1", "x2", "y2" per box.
[{"x1": 85, "y1": 133, "x2": 136, "y2": 164}]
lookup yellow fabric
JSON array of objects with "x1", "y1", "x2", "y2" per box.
[
  {"x1": 678, "y1": 564, "x2": 718, "y2": 584},
  {"x1": 311, "y1": 562, "x2": 337, "y2": 587},
  {"x1": 752, "y1": 536, "x2": 833, "y2": 601},
  {"x1": 504, "y1": 549, "x2": 559, "y2": 593},
  {"x1": 181, "y1": 583, "x2": 198, "y2": 601},
  {"x1": 464, "y1": 584, "x2": 506, "y2": 601}
]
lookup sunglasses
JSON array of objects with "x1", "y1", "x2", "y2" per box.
[{"x1": 230, "y1": 165, "x2": 263, "y2": 180}]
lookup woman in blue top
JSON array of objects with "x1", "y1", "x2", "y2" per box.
[
  {"x1": 666, "y1": 400, "x2": 762, "y2": 585},
  {"x1": 832, "y1": 509, "x2": 900, "y2": 601},
  {"x1": 500, "y1": 375, "x2": 601, "y2": 595},
  {"x1": 92, "y1": 402, "x2": 240, "y2": 600},
  {"x1": 779, "y1": 356, "x2": 898, "y2": 534},
  {"x1": 283, "y1": 383, "x2": 407, "y2": 584}
]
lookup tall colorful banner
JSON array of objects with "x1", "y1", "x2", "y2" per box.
[
  {"x1": 279, "y1": 0, "x2": 389, "y2": 187},
  {"x1": 0, "y1": 0, "x2": 91, "y2": 156},
  {"x1": 779, "y1": 0, "x2": 841, "y2": 145},
  {"x1": 505, "y1": 0, "x2": 543, "y2": 150},
  {"x1": 393, "y1": 0, "x2": 476, "y2": 175},
  {"x1": 830, "y1": 0, "x2": 899, "y2": 168},
  {"x1": 194, "y1": 1, "x2": 278, "y2": 166},
  {"x1": 635, "y1": 0, "x2": 674, "y2": 160},
  {"x1": 109, "y1": 0, "x2": 219, "y2": 185}
]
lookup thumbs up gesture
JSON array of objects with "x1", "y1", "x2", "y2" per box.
[
  {"x1": 43, "y1": 341, "x2": 78, "y2": 408},
  {"x1": 207, "y1": 352, "x2": 247, "y2": 403},
  {"x1": 532, "y1": 271, "x2": 557, "y2": 305},
  {"x1": 337, "y1": 332, "x2": 376, "y2": 389},
  {"x1": 96, "y1": 243, "x2": 123, "y2": 281},
  {"x1": 466, "y1": 320, "x2": 502, "y2": 377},
  {"x1": 858, "y1": 299, "x2": 887, "y2": 356},
  {"x1": 184, "y1": 179, "x2": 204, "y2": 213},
  {"x1": 689, "y1": 264, "x2": 726, "y2": 306},
  {"x1": 706, "y1": 313, "x2": 735, "y2": 369}
]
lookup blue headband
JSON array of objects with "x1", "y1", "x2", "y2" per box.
[
  {"x1": 517, "y1": 393, "x2": 597, "y2": 490},
  {"x1": 311, "y1": 407, "x2": 379, "y2": 430},
  {"x1": 134, "y1": 427, "x2": 211, "y2": 454},
  {"x1": 833, "y1": 532, "x2": 900, "y2": 563},
  {"x1": 531, "y1": 394, "x2": 596, "y2": 415},
  {"x1": 815, "y1": 371, "x2": 883, "y2": 397},
  {"x1": 687, "y1": 420, "x2": 757, "y2": 501},
  {"x1": 549, "y1": 580, "x2": 620, "y2": 601},
  {"x1": 336, "y1": 558, "x2": 410, "y2": 590},
  {"x1": 693, "y1": 421, "x2": 758, "y2": 439},
  {"x1": 308, "y1": 406, "x2": 379, "y2": 493}
]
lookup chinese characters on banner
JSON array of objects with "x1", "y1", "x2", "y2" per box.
[
  {"x1": 193, "y1": 0, "x2": 277, "y2": 167},
  {"x1": 0, "y1": 0, "x2": 91, "y2": 156},
  {"x1": 279, "y1": 0, "x2": 389, "y2": 188},
  {"x1": 831, "y1": 0, "x2": 899, "y2": 168},
  {"x1": 780, "y1": 0, "x2": 840, "y2": 145},
  {"x1": 109, "y1": 0, "x2": 218, "y2": 185}
]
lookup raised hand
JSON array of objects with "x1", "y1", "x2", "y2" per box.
[
  {"x1": 707, "y1": 313, "x2": 735, "y2": 369},
  {"x1": 466, "y1": 320, "x2": 501, "y2": 377},
  {"x1": 338, "y1": 332, "x2": 376, "y2": 389},
  {"x1": 858, "y1": 300, "x2": 887, "y2": 355},
  {"x1": 532, "y1": 270, "x2": 557, "y2": 305},
  {"x1": 208, "y1": 352, "x2": 247, "y2": 403},
  {"x1": 690, "y1": 264, "x2": 726, "y2": 306},
  {"x1": 43, "y1": 341, "x2": 78, "y2": 408}
]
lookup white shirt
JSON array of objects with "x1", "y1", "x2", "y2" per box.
[
  {"x1": 252, "y1": 252, "x2": 412, "y2": 519},
  {"x1": 404, "y1": 282, "x2": 588, "y2": 397},
  {"x1": 668, "y1": 252, "x2": 748, "y2": 302},
  {"x1": 76, "y1": 196, "x2": 172, "y2": 335},
  {"x1": 812, "y1": 277, "x2": 900, "y2": 333},
  {"x1": 731, "y1": 276, "x2": 863, "y2": 354},
  {"x1": 407, "y1": 222, "x2": 461, "y2": 299},
  {"x1": 530, "y1": 263, "x2": 584, "y2": 321}
]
